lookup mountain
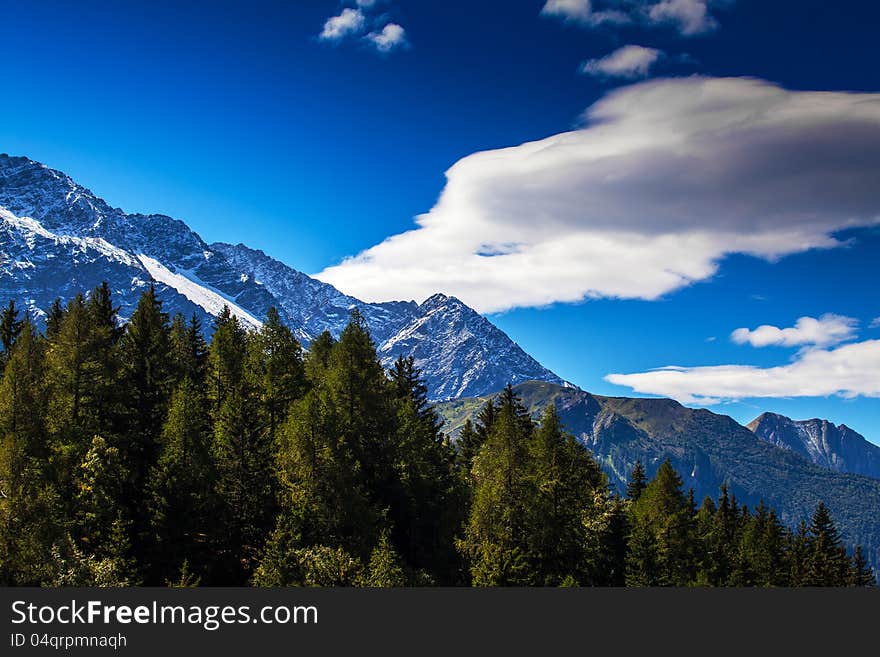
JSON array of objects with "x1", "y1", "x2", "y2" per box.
[
  {"x1": 437, "y1": 381, "x2": 880, "y2": 568},
  {"x1": 748, "y1": 412, "x2": 880, "y2": 480},
  {"x1": 0, "y1": 154, "x2": 563, "y2": 399}
]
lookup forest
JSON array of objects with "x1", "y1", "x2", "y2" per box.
[{"x1": 0, "y1": 285, "x2": 874, "y2": 587}]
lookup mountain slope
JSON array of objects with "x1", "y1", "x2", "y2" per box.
[
  {"x1": 0, "y1": 154, "x2": 563, "y2": 399},
  {"x1": 210, "y1": 242, "x2": 565, "y2": 399},
  {"x1": 437, "y1": 381, "x2": 880, "y2": 568},
  {"x1": 748, "y1": 412, "x2": 880, "y2": 480}
]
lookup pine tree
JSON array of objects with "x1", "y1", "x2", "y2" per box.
[
  {"x1": 788, "y1": 521, "x2": 810, "y2": 587},
  {"x1": 326, "y1": 310, "x2": 394, "y2": 503},
  {"x1": 147, "y1": 377, "x2": 216, "y2": 583},
  {"x1": 73, "y1": 435, "x2": 137, "y2": 586},
  {"x1": 45, "y1": 298, "x2": 64, "y2": 341},
  {"x1": 360, "y1": 533, "x2": 406, "y2": 587},
  {"x1": 626, "y1": 461, "x2": 647, "y2": 501},
  {"x1": 387, "y1": 355, "x2": 461, "y2": 581},
  {"x1": 456, "y1": 419, "x2": 483, "y2": 473},
  {"x1": 117, "y1": 286, "x2": 172, "y2": 471},
  {"x1": 626, "y1": 519, "x2": 660, "y2": 587},
  {"x1": 304, "y1": 330, "x2": 335, "y2": 381},
  {"x1": 46, "y1": 289, "x2": 121, "y2": 461},
  {"x1": 247, "y1": 306, "x2": 304, "y2": 440},
  {"x1": 169, "y1": 313, "x2": 207, "y2": 387},
  {"x1": 0, "y1": 320, "x2": 62, "y2": 584},
  {"x1": 805, "y1": 501, "x2": 850, "y2": 587},
  {"x1": 459, "y1": 386, "x2": 535, "y2": 586},
  {"x1": 0, "y1": 299, "x2": 23, "y2": 374},
  {"x1": 528, "y1": 404, "x2": 605, "y2": 585},
  {"x1": 256, "y1": 388, "x2": 379, "y2": 585},
  {"x1": 629, "y1": 460, "x2": 694, "y2": 586},
  {"x1": 475, "y1": 398, "x2": 497, "y2": 442},
  {"x1": 209, "y1": 307, "x2": 275, "y2": 583},
  {"x1": 848, "y1": 546, "x2": 875, "y2": 587}
]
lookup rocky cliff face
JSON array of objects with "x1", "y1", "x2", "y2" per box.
[{"x1": 748, "y1": 412, "x2": 880, "y2": 480}]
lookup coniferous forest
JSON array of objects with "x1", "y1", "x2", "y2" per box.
[{"x1": 0, "y1": 285, "x2": 874, "y2": 587}]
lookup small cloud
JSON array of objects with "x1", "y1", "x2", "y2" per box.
[
  {"x1": 581, "y1": 45, "x2": 664, "y2": 79},
  {"x1": 366, "y1": 23, "x2": 407, "y2": 52},
  {"x1": 647, "y1": 0, "x2": 717, "y2": 35},
  {"x1": 706, "y1": 336, "x2": 717, "y2": 342},
  {"x1": 870, "y1": 317, "x2": 880, "y2": 329},
  {"x1": 543, "y1": 0, "x2": 724, "y2": 37},
  {"x1": 355, "y1": 0, "x2": 377, "y2": 7},
  {"x1": 319, "y1": 8, "x2": 366, "y2": 41},
  {"x1": 731, "y1": 314, "x2": 858, "y2": 348},
  {"x1": 541, "y1": 0, "x2": 630, "y2": 26}
]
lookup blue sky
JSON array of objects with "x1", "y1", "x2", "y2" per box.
[{"x1": 2, "y1": 1, "x2": 879, "y2": 442}]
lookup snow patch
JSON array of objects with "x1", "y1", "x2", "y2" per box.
[{"x1": 137, "y1": 254, "x2": 262, "y2": 329}]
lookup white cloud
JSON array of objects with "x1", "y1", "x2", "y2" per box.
[
  {"x1": 542, "y1": 0, "x2": 722, "y2": 36},
  {"x1": 366, "y1": 23, "x2": 407, "y2": 52},
  {"x1": 648, "y1": 0, "x2": 716, "y2": 35},
  {"x1": 871, "y1": 317, "x2": 880, "y2": 329},
  {"x1": 355, "y1": 0, "x2": 377, "y2": 7},
  {"x1": 316, "y1": 77, "x2": 880, "y2": 313},
  {"x1": 319, "y1": 8, "x2": 366, "y2": 41},
  {"x1": 582, "y1": 45, "x2": 664, "y2": 79},
  {"x1": 731, "y1": 314, "x2": 859, "y2": 348},
  {"x1": 541, "y1": 0, "x2": 630, "y2": 26},
  {"x1": 606, "y1": 339, "x2": 880, "y2": 405}
]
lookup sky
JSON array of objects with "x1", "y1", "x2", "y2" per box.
[{"x1": 1, "y1": 0, "x2": 879, "y2": 443}]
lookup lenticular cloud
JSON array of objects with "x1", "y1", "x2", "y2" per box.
[{"x1": 317, "y1": 77, "x2": 880, "y2": 313}]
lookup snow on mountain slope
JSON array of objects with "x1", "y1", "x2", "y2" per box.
[
  {"x1": 211, "y1": 242, "x2": 418, "y2": 345},
  {"x1": 136, "y1": 255, "x2": 262, "y2": 329},
  {"x1": 0, "y1": 154, "x2": 565, "y2": 400},
  {"x1": 378, "y1": 293, "x2": 565, "y2": 400},
  {"x1": 212, "y1": 243, "x2": 566, "y2": 399}
]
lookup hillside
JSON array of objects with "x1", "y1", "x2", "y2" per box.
[{"x1": 437, "y1": 381, "x2": 880, "y2": 567}]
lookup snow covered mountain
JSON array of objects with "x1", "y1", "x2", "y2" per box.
[
  {"x1": 748, "y1": 412, "x2": 880, "y2": 480},
  {"x1": 0, "y1": 154, "x2": 564, "y2": 399}
]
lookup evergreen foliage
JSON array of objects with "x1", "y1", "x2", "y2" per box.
[{"x1": 0, "y1": 285, "x2": 873, "y2": 587}]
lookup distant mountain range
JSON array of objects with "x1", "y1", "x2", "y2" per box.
[
  {"x1": 748, "y1": 412, "x2": 880, "y2": 480},
  {"x1": 437, "y1": 382, "x2": 880, "y2": 569},
  {"x1": 0, "y1": 154, "x2": 563, "y2": 400}
]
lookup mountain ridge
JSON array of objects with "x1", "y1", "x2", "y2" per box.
[
  {"x1": 0, "y1": 153, "x2": 564, "y2": 400},
  {"x1": 748, "y1": 412, "x2": 880, "y2": 480}
]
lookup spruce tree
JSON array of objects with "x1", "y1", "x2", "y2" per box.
[
  {"x1": 805, "y1": 502, "x2": 850, "y2": 587},
  {"x1": 626, "y1": 461, "x2": 647, "y2": 501},
  {"x1": 0, "y1": 320, "x2": 62, "y2": 584},
  {"x1": 459, "y1": 386, "x2": 535, "y2": 586},
  {"x1": 629, "y1": 460, "x2": 694, "y2": 586},
  {"x1": 169, "y1": 313, "x2": 207, "y2": 387},
  {"x1": 147, "y1": 377, "x2": 216, "y2": 583},
  {"x1": 46, "y1": 289, "x2": 121, "y2": 461},
  {"x1": 116, "y1": 286, "x2": 172, "y2": 473},
  {"x1": 45, "y1": 298, "x2": 64, "y2": 341},
  {"x1": 0, "y1": 299, "x2": 23, "y2": 374},
  {"x1": 209, "y1": 308, "x2": 275, "y2": 583},
  {"x1": 325, "y1": 310, "x2": 394, "y2": 505},
  {"x1": 247, "y1": 306, "x2": 304, "y2": 440},
  {"x1": 456, "y1": 418, "x2": 483, "y2": 473},
  {"x1": 848, "y1": 546, "x2": 875, "y2": 587},
  {"x1": 528, "y1": 404, "x2": 605, "y2": 585}
]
